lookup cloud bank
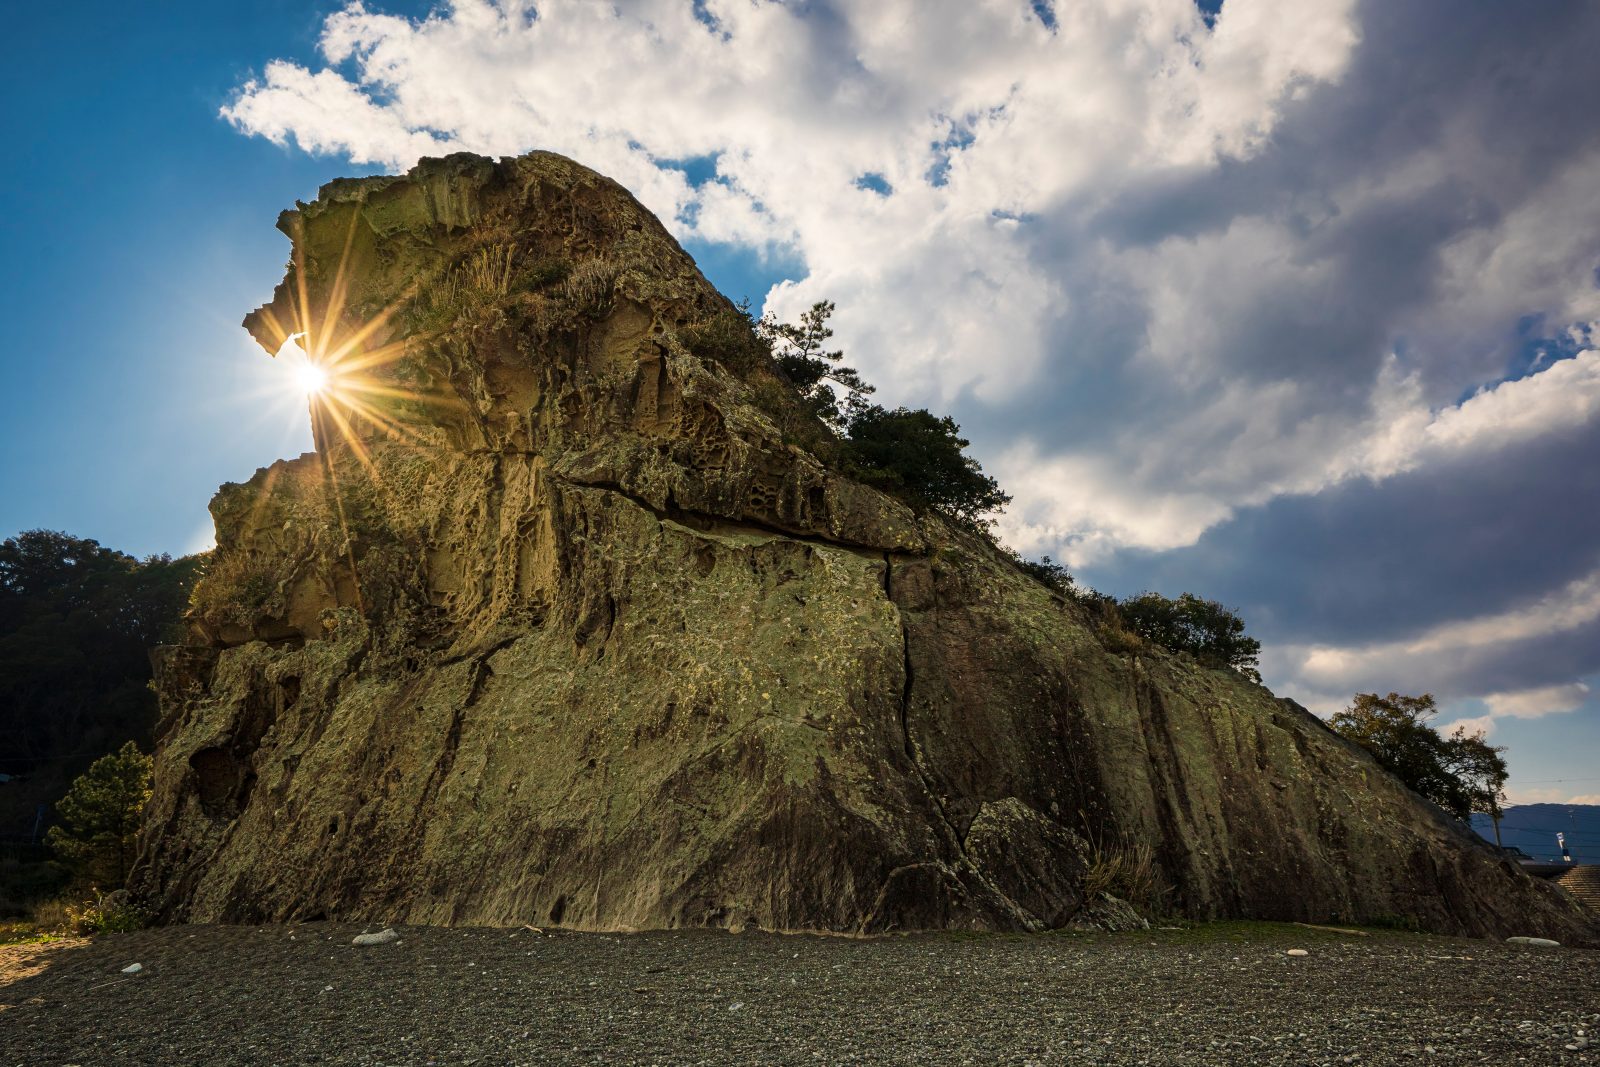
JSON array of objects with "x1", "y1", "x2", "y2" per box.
[{"x1": 225, "y1": 0, "x2": 1600, "y2": 794}]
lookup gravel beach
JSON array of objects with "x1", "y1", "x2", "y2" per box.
[{"x1": 1, "y1": 922, "x2": 1595, "y2": 1065}]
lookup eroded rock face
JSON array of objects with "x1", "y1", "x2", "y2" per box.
[{"x1": 132, "y1": 152, "x2": 1594, "y2": 941}]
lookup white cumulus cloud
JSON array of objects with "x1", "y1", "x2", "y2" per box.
[{"x1": 1484, "y1": 682, "x2": 1593, "y2": 720}]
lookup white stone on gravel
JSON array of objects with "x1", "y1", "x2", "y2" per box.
[
  {"x1": 120, "y1": 963, "x2": 143, "y2": 974},
  {"x1": 1286, "y1": 949, "x2": 1309, "y2": 957},
  {"x1": 1504, "y1": 936, "x2": 1560, "y2": 947},
  {"x1": 352, "y1": 928, "x2": 400, "y2": 946}
]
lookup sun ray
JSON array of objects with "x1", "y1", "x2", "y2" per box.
[
  {"x1": 268, "y1": 212, "x2": 455, "y2": 623},
  {"x1": 315, "y1": 208, "x2": 365, "y2": 363},
  {"x1": 319, "y1": 285, "x2": 419, "y2": 370},
  {"x1": 316, "y1": 436, "x2": 367, "y2": 616},
  {"x1": 289, "y1": 215, "x2": 315, "y2": 357},
  {"x1": 327, "y1": 338, "x2": 416, "y2": 378},
  {"x1": 253, "y1": 306, "x2": 295, "y2": 355},
  {"x1": 318, "y1": 398, "x2": 380, "y2": 480},
  {"x1": 242, "y1": 463, "x2": 288, "y2": 551},
  {"x1": 349, "y1": 382, "x2": 468, "y2": 409},
  {"x1": 338, "y1": 393, "x2": 433, "y2": 447}
]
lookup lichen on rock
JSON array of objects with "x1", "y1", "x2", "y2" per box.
[{"x1": 132, "y1": 152, "x2": 1595, "y2": 942}]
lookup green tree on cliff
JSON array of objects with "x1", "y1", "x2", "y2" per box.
[
  {"x1": 755, "y1": 301, "x2": 1010, "y2": 530},
  {"x1": 757, "y1": 299, "x2": 875, "y2": 431},
  {"x1": 1115, "y1": 591, "x2": 1262, "y2": 682},
  {"x1": 1330, "y1": 692, "x2": 1507, "y2": 822},
  {"x1": 46, "y1": 742, "x2": 153, "y2": 886},
  {"x1": 842, "y1": 405, "x2": 1012, "y2": 528}
]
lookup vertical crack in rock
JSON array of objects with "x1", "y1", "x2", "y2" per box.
[
  {"x1": 883, "y1": 552, "x2": 1038, "y2": 931},
  {"x1": 885, "y1": 553, "x2": 960, "y2": 853}
]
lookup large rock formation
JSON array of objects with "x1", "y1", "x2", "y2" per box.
[{"x1": 133, "y1": 152, "x2": 1594, "y2": 941}]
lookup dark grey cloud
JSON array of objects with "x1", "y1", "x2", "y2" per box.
[
  {"x1": 957, "y1": 4, "x2": 1600, "y2": 712},
  {"x1": 1082, "y1": 416, "x2": 1600, "y2": 647},
  {"x1": 963, "y1": 0, "x2": 1600, "y2": 463},
  {"x1": 1441, "y1": 621, "x2": 1600, "y2": 701}
]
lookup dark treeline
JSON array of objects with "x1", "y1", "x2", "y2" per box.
[{"x1": 0, "y1": 530, "x2": 201, "y2": 843}]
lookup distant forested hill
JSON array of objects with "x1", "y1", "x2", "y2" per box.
[
  {"x1": 1472, "y1": 804, "x2": 1600, "y2": 862},
  {"x1": 0, "y1": 531, "x2": 201, "y2": 841}
]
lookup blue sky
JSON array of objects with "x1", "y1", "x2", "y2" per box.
[
  {"x1": 1, "y1": 2, "x2": 368, "y2": 556},
  {"x1": 2, "y1": 0, "x2": 1598, "y2": 809}
]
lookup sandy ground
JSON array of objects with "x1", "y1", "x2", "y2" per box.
[{"x1": 0, "y1": 922, "x2": 1596, "y2": 1066}]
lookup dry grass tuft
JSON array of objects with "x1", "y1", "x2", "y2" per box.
[{"x1": 1082, "y1": 841, "x2": 1170, "y2": 918}]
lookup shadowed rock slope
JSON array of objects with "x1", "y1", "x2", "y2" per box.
[{"x1": 131, "y1": 152, "x2": 1594, "y2": 942}]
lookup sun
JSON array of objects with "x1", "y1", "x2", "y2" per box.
[
  {"x1": 294, "y1": 360, "x2": 330, "y2": 397},
  {"x1": 276, "y1": 334, "x2": 332, "y2": 399}
]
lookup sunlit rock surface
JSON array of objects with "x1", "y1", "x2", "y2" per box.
[{"x1": 132, "y1": 152, "x2": 1595, "y2": 941}]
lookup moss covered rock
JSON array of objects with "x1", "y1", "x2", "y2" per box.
[{"x1": 131, "y1": 152, "x2": 1594, "y2": 942}]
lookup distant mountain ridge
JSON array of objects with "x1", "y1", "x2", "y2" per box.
[{"x1": 1472, "y1": 804, "x2": 1600, "y2": 862}]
